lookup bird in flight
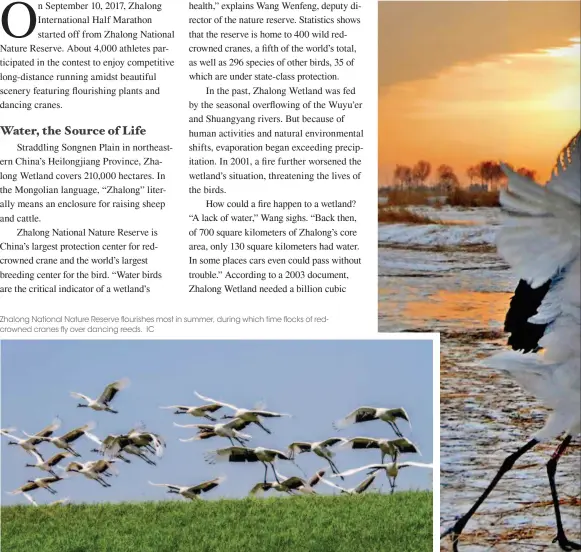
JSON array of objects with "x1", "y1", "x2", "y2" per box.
[{"x1": 71, "y1": 378, "x2": 130, "y2": 413}]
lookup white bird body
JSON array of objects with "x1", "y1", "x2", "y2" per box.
[
  {"x1": 85, "y1": 432, "x2": 155, "y2": 465},
  {"x1": 25, "y1": 422, "x2": 95, "y2": 457},
  {"x1": 333, "y1": 407, "x2": 411, "y2": 437},
  {"x1": 175, "y1": 418, "x2": 252, "y2": 445},
  {"x1": 90, "y1": 428, "x2": 165, "y2": 459},
  {"x1": 320, "y1": 473, "x2": 377, "y2": 495},
  {"x1": 1, "y1": 419, "x2": 61, "y2": 455},
  {"x1": 288, "y1": 438, "x2": 345, "y2": 460},
  {"x1": 64, "y1": 459, "x2": 117, "y2": 487},
  {"x1": 20, "y1": 495, "x2": 71, "y2": 507},
  {"x1": 126, "y1": 429, "x2": 165, "y2": 457},
  {"x1": 148, "y1": 477, "x2": 225, "y2": 500},
  {"x1": 334, "y1": 461, "x2": 433, "y2": 479},
  {"x1": 0, "y1": 430, "x2": 42, "y2": 454},
  {"x1": 48, "y1": 498, "x2": 70, "y2": 506},
  {"x1": 332, "y1": 461, "x2": 433, "y2": 493},
  {"x1": 484, "y1": 134, "x2": 581, "y2": 441},
  {"x1": 25, "y1": 450, "x2": 73, "y2": 476},
  {"x1": 205, "y1": 446, "x2": 295, "y2": 483},
  {"x1": 71, "y1": 378, "x2": 129, "y2": 413},
  {"x1": 288, "y1": 438, "x2": 346, "y2": 478},
  {"x1": 250, "y1": 472, "x2": 315, "y2": 496},
  {"x1": 195, "y1": 391, "x2": 291, "y2": 434},
  {"x1": 9, "y1": 476, "x2": 64, "y2": 496},
  {"x1": 340, "y1": 436, "x2": 421, "y2": 463},
  {"x1": 159, "y1": 404, "x2": 223, "y2": 420}
]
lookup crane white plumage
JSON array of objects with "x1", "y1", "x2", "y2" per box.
[
  {"x1": 159, "y1": 403, "x2": 223, "y2": 420},
  {"x1": 17, "y1": 495, "x2": 71, "y2": 507},
  {"x1": 332, "y1": 461, "x2": 433, "y2": 494},
  {"x1": 85, "y1": 431, "x2": 156, "y2": 465},
  {"x1": 24, "y1": 422, "x2": 96, "y2": 457},
  {"x1": 447, "y1": 131, "x2": 581, "y2": 552},
  {"x1": 287, "y1": 438, "x2": 346, "y2": 479},
  {"x1": 249, "y1": 471, "x2": 316, "y2": 496},
  {"x1": 332, "y1": 407, "x2": 411, "y2": 437},
  {"x1": 63, "y1": 459, "x2": 118, "y2": 487},
  {"x1": 125, "y1": 427, "x2": 165, "y2": 458},
  {"x1": 1, "y1": 418, "x2": 61, "y2": 456},
  {"x1": 9, "y1": 476, "x2": 64, "y2": 496},
  {"x1": 88, "y1": 427, "x2": 165, "y2": 459},
  {"x1": 339, "y1": 436, "x2": 421, "y2": 463},
  {"x1": 24, "y1": 450, "x2": 74, "y2": 476},
  {"x1": 174, "y1": 418, "x2": 252, "y2": 446},
  {"x1": 70, "y1": 378, "x2": 129, "y2": 413},
  {"x1": 319, "y1": 472, "x2": 377, "y2": 495},
  {"x1": 204, "y1": 446, "x2": 298, "y2": 483},
  {"x1": 194, "y1": 391, "x2": 291, "y2": 434},
  {"x1": 148, "y1": 477, "x2": 225, "y2": 500}
]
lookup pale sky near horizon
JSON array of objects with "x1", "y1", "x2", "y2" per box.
[
  {"x1": 379, "y1": 1, "x2": 581, "y2": 185},
  {"x1": 1, "y1": 340, "x2": 433, "y2": 505}
]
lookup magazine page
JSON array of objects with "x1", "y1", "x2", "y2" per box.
[{"x1": 3, "y1": 0, "x2": 579, "y2": 551}]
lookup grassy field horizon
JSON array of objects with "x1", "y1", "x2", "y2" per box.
[{"x1": 1, "y1": 491, "x2": 432, "y2": 552}]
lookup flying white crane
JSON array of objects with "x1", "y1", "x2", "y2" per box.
[
  {"x1": 332, "y1": 461, "x2": 433, "y2": 494},
  {"x1": 195, "y1": 391, "x2": 291, "y2": 434},
  {"x1": 148, "y1": 477, "x2": 225, "y2": 500},
  {"x1": 63, "y1": 459, "x2": 118, "y2": 487},
  {"x1": 24, "y1": 422, "x2": 95, "y2": 457},
  {"x1": 70, "y1": 378, "x2": 129, "y2": 413},
  {"x1": 205, "y1": 446, "x2": 297, "y2": 483},
  {"x1": 125, "y1": 427, "x2": 165, "y2": 457},
  {"x1": 9, "y1": 476, "x2": 64, "y2": 496},
  {"x1": 319, "y1": 473, "x2": 378, "y2": 495},
  {"x1": 19, "y1": 495, "x2": 71, "y2": 507},
  {"x1": 159, "y1": 403, "x2": 223, "y2": 420},
  {"x1": 174, "y1": 418, "x2": 252, "y2": 447},
  {"x1": 445, "y1": 131, "x2": 581, "y2": 552},
  {"x1": 85, "y1": 432, "x2": 155, "y2": 465},
  {"x1": 287, "y1": 438, "x2": 346, "y2": 479},
  {"x1": 339, "y1": 437, "x2": 421, "y2": 463},
  {"x1": 90, "y1": 427, "x2": 165, "y2": 459},
  {"x1": 1, "y1": 418, "x2": 61, "y2": 456},
  {"x1": 25, "y1": 450, "x2": 73, "y2": 476},
  {"x1": 249, "y1": 472, "x2": 316, "y2": 496},
  {"x1": 333, "y1": 407, "x2": 411, "y2": 437},
  {"x1": 47, "y1": 498, "x2": 71, "y2": 506}
]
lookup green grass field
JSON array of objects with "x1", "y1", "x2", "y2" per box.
[{"x1": 1, "y1": 492, "x2": 432, "y2": 552}]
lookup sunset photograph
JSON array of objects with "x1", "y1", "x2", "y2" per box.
[
  {"x1": 379, "y1": 0, "x2": 580, "y2": 188},
  {"x1": 378, "y1": 2, "x2": 580, "y2": 551}
]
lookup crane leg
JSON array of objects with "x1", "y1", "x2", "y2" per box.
[
  {"x1": 446, "y1": 438, "x2": 537, "y2": 552},
  {"x1": 256, "y1": 421, "x2": 271, "y2": 435},
  {"x1": 327, "y1": 458, "x2": 344, "y2": 481},
  {"x1": 547, "y1": 435, "x2": 580, "y2": 551}
]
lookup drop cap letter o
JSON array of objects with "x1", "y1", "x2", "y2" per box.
[{"x1": 2, "y1": 2, "x2": 36, "y2": 39}]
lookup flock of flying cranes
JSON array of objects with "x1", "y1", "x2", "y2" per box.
[{"x1": 2, "y1": 379, "x2": 433, "y2": 505}]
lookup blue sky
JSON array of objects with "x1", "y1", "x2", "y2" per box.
[{"x1": 1, "y1": 340, "x2": 433, "y2": 505}]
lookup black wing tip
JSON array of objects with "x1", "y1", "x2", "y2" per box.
[{"x1": 504, "y1": 279, "x2": 551, "y2": 353}]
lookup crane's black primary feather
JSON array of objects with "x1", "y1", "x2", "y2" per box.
[{"x1": 504, "y1": 278, "x2": 551, "y2": 353}]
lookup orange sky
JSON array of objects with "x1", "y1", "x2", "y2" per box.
[{"x1": 378, "y1": 1, "x2": 581, "y2": 186}]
